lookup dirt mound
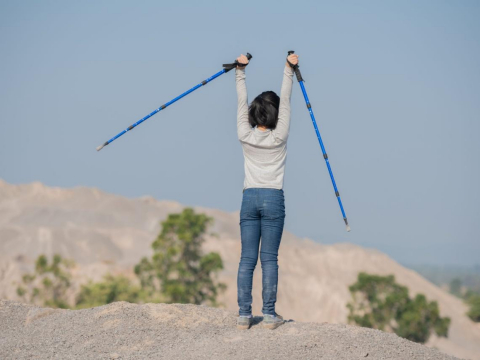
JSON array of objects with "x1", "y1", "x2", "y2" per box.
[{"x1": 0, "y1": 300, "x2": 461, "y2": 360}]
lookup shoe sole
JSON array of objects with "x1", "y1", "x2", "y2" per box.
[
  {"x1": 237, "y1": 323, "x2": 252, "y2": 330},
  {"x1": 236, "y1": 323, "x2": 251, "y2": 330},
  {"x1": 262, "y1": 321, "x2": 284, "y2": 330}
]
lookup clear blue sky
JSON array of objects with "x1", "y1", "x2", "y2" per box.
[{"x1": 1, "y1": 0, "x2": 479, "y2": 266}]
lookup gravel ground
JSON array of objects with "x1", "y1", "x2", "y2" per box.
[{"x1": 0, "y1": 300, "x2": 462, "y2": 360}]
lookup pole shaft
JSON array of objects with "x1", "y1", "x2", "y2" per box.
[
  {"x1": 298, "y1": 81, "x2": 349, "y2": 225},
  {"x1": 98, "y1": 69, "x2": 227, "y2": 149}
]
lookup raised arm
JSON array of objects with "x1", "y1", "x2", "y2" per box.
[
  {"x1": 236, "y1": 54, "x2": 251, "y2": 141},
  {"x1": 273, "y1": 53, "x2": 298, "y2": 143},
  {"x1": 236, "y1": 68, "x2": 250, "y2": 140}
]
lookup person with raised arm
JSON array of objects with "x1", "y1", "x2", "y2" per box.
[{"x1": 235, "y1": 52, "x2": 298, "y2": 330}]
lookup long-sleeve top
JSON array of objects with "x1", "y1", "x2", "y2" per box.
[{"x1": 236, "y1": 65, "x2": 294, "y2": 190}]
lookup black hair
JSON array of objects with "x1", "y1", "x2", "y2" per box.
[{"x1": 248, "y1": 91, "x2": 280, "y2": 130}]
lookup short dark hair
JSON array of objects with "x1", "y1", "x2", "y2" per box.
[{"x1": 248, "y1": 91, "x2": 280, "y2": 130}]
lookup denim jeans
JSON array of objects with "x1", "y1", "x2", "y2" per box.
[{"x1": 237, "y1": 188, "x2": 285, "y2": 316}]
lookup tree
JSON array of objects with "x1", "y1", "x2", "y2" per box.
[
  {"x1": 347, "y1": 272, "x2": 450, "y2": 343},
  {"x1": 135, "y1": 208, "x2": 226, "y2": 306},
  {"x1": 17, "y1": 254, "x2": 74, "y2": 309}
]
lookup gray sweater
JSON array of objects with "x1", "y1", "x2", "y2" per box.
[{"x1": 236, "y1": 66, "x2": 294, "y2": 190}]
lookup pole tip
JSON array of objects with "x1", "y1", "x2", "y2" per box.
[
  {"x1": 96, "y1": 144, "x2": 105, "y2": 152},
  {"x1": 346, "y1": 224, "x2": 351, "y2": 232}
]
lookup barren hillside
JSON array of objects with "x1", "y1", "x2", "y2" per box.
[{"x1": 0, "y1": 179, "x2": 479, "y2": 359}]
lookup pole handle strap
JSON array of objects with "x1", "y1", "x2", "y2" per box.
[
  {"x1": 223, "y1": 53, "x2": 253, "y2": 72},
  {"x1": 287, "y1": 50, "x2": 304, "y2": 82}
]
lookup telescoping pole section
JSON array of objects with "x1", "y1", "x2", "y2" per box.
[
  {"x1": 287, "y1": 51, "x2": 350, "y2": 232},
  {"x1": 96, "y1": 53, "x2": 252, "y2": 151}
]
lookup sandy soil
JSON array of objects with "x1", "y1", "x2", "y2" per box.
[{"x1": 0, "y1": 300, "x2": 462, "y2": 360}]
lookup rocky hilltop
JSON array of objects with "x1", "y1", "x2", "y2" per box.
[
  {"x1": 0, "y1": 300, "x2": 461, "y2": 360},
  {"x1": 0, "y1": 179, "x2": 479, "y2": 359}
]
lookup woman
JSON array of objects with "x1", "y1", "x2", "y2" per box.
[{"x1": 235, "y1": 52, "x2": 299, "y2": 330}]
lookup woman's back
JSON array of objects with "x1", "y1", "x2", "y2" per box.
[{"x1": 235, "y1": 66, "x2": 294, "y2": 190}]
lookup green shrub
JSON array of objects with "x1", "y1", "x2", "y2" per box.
[
  {"x1": 17, "y1": 254, "x2": 74, "y2": 308},
  {"x1": 347, "y1": 272, "x2": 450, "y2": 343}
]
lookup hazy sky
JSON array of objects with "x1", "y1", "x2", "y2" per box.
[{"x1": 1, "y1": 0, "x2": 479, "y2": 266}]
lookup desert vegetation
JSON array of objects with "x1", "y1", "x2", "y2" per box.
[
  {"x1": 347, "y1": 272, "x2": 451, "y2": 344},
  {"x1": 17, "y1": 254, "x2": 75, "y2": 309},
  {"x1": 448, "y1": 278, "x2": 480, "y2": 322},
  {"x1": 17, "y1": 208, "x2": 226, "y2": 309}
]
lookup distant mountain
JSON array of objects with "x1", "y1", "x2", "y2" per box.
[
  {"x1": 0, "y1": 179, "x2": 479, "y2": 360},
  {"x1": 408, "y1": 264, "x2": 480, "y2": 292}
]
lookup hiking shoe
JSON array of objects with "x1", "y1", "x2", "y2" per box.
[
  {"x1": 236, "y1": 315, "x2": 253, "y2": 330},
  {"x1": 262, "y1": 313, "x2": 285, "y2": 330}
]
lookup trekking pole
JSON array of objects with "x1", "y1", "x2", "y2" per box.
[
  {"x1": 287, "y1": 51, "x2": 350, "y2": 232},
  {"x1": 96, "y1": 53, "x2": 253, "y2": 151}
]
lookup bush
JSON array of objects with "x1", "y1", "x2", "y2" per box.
[
  {"x1": 17, "y1": 254, "x2": 75, "y2": 309},
  {"x1": 76, "y1": 274, "x2": 157, "y2": 309},
  {"x1": 347, "y1": 272, "x2": 450, "y2": 343},
  {"x1": 465, "y1": 293, "x2": 480, "y2": 322}
]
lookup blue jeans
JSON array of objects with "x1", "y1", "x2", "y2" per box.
[{"x1": 237, "y1": 188, "x2": 285, "y2": 316}]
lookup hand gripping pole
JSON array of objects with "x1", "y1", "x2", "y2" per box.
[
  {"x1": 96, "y1": 53, "x2": 252, "y2": 151},
  {"x1": 287, "y1": 51, "x2": 350, "y2": 232}
]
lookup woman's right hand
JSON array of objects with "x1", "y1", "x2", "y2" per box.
[{"x1": 236, "y1": 54, "x2": 249, "y2": 69}]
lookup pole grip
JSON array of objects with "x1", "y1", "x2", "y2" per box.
[
  {"x1": 223, "y1": 52, "x2": 252, "y2": 72},
  {"x1": 287, "y1": 50, "x2": 304, "y2": 82}
]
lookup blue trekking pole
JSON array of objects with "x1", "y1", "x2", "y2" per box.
[
  {"x1": 287, "y1": 51, "x2": 350, "y2": 232},
  {"x1": 96, "y1": 53, "x2": 252, "y2": 151}
]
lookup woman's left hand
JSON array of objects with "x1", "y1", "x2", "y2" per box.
[{"x1": 286, "y1": 53, "x2": 299, "y2": 67}]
